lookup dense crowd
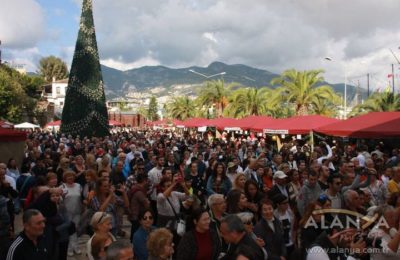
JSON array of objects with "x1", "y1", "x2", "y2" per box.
[{"x1": 1, "y1": 128, "x2": 400, "y2": 260}]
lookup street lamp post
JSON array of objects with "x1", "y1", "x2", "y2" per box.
[{"x1": 324, "y1": 57, "x2": 348, "y2": 119}]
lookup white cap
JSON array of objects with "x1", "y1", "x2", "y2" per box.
[{"x1": 273, "y1": 171, "x2": 287, "y2": 179}]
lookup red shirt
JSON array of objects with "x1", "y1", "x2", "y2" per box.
[{"x1": 194, "y1": 230, "x2": 212, "y2": 260}]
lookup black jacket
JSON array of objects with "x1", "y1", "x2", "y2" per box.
[
  {"x1": 6, "y1": 231, "x2": 49, "y2": 260},
  {"x1": 254, "y1": 218, "x2": 287, "y2": 260},
  {"x1": 177, "y1": 229, "x2": 221, "y2": 260}
]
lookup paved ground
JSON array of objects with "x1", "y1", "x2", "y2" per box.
[{"x1": 14, "y1": 213, "x2": 131, "y2": 260}]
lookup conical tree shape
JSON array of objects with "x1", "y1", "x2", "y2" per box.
[{"x1": 61, "y1": 0, "x2": 109, "y2": 137}]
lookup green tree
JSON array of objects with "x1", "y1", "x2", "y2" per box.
[
  {"x1": 225, "y1": 87, "x2": 278, "y2": 118},
  {"x1": 147, "y1": 96, "x2": 159, "y2": 121},
  {"x1": 38, "y1": 55, "x2": 69, "y2": 82},
  {"x1": 350, "y1": 90, "x2": 400, "y2": 116},
  {"x1": 197, "y1": 79, "x2": 230, "y2": 117},
  {"x1": 271, "y1": 69, "x2": 340, "y2": 116},
  {"x1": 0, "y1": 64, "x2": 44, "y2": 122},
  {"x1": 166, "y1": 96, "x2": 197, "y2": 120},
  {"x1": 61, "y1": 0, "x2": 109, "y2": 137},
  {"x1": 311, "y1": 95, "x2": 340, "y2": 117}
]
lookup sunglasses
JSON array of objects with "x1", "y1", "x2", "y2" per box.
[
  {"x1": 334, "y1": 182, "x2": 342, "y2": 185},
  {"x1": 243, "y1": 221, "x2": 253, "y2": 225},
  {"x1": 142, "y1": 215, "x2": 153, "y2": 221}
]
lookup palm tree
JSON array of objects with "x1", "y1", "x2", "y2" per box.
[
  {"x1": 197, "y1": 79, "x2": 230, "y2": 117},
  {"x1": 271, "y1": 69, "x2": 340, "y2": 116},
  {"x1": 225, "y1": 87, "x2": 278, "y2": 117},
  {"x1": 311, "y1": 95, "x2": 341, "y2": 117},
  {"x1": 166, "y1": 96, "x2": 197, "y2": 120},
  {"x1": 350, "y1": 91, "x2": 400, "y2": 116}
]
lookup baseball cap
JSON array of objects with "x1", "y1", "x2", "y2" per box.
[{"x1": 273, "y1": 171, "x2": 287, "y2": 179}]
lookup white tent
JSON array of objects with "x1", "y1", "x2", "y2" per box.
[{"x1": 14, "y1": 122, "x2": 40, "y2": 129}]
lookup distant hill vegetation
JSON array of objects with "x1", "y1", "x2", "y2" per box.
[{"x1": 100, "y1": 61, "x2": 365, "y2": 100}]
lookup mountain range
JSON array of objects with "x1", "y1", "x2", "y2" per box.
[{"x1": 101, "y1": 61, "x2": 366, "y2": 101}]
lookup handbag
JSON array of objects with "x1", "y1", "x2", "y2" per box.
[{"x1": 166, "y1": 197, "x2": 186, "y2": 236}]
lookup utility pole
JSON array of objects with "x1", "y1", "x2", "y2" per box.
[{"x1": 367, "y1": 73, "x2": 370, "y2": 97}]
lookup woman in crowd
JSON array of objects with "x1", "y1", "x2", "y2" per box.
[
  {"x1": 262, "y1": 166, "x2": 274, "y2": 192},
  {"x1": 89, "y1": 177, "x2": 129, "y2": 235},
  {"x1": 286, "y1": 153, "x2": 298, "y2": 170},
  {"x1": 6, "y1": 158, "x2": 20, "y2": 181},
  {"x1": 147, "y1": 228, "x2": 174, "y2": 260},
  {"x1": 72, "y1": 155, "x2": 86, "y2": 186},
  {"x1": 60, "y1": 170, "x2": 83, "y2": 257},
  {"x1": 46, "y1": 172, "x2": 59, "y2": 188},
  {"x1": 206, "y1": 162, "x2": 232, "y2": 196},
  {"x1": 254, "y1": 199, "x2": 287, "y2": 260},
  {"x1": 87, "y1": 212, "x2": 117, "y2": 260},
  {"x1": 133, "y1": 209, "x2": 156, "y2": 260},
  {"x1": 232, "y1": 173, "x2": 246, "y2": 192},
  {"x1": 86, "y1": 153, "x2": 98, "y2": 172},
  {"x1": 287, "y1": 169, "x2": 302, "y2": 208},
  {"x1": 156, "y1": 176, "x2": 189, "y2": 230},
  {"x1": 177, "y1": 207, "x2": 221, "y2": 260},
  {"x1": 298, "y1": 202, "x2": 323, "y2": 251},
  {"x1": 90, "y1": 233, "x2": 111, "y2": 260},
  {"x1": 236, "y1": 212, "x2": 268, "y2": 260},
  {"x1": 82, "y1": 169, "x2": 98, "y2": 205},
  {"x1": 244, "y1": 179, "x2": 263, "y2": 218},
  {"x1": 273, "y1": 194, "x2": 295, "y2": 258},
  {"x1": 56, "y1": 157, "x2": 71, "y2": 185},
  {"x1": 226, "y1": 189, "x2": 249, "y2": 214},
  {"x1": 98, "y1": 156, "x2": 112, "y2": 174}
]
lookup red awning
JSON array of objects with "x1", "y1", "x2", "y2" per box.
[
  {"x1": 315, "y1": 112, "x2": 400, "y2": 138},
  {"x1": 249, "y1": 116, "x2": 281, "y2": 132},
  {"x1": 0, "y1": 128, "x2": 27, "y2": 142},
  {"x1": 206, "y1": 118, "x2": 239, "y2": 130},
  {"x1": 46, "y1": 120, "x2": 61, "y2": 127},
  {"x1": 0, "y1": 121, "x2": 14, "y2": 129},
  {"x1": 182, "y1": 118, "x2": 209, "y2": 128},
  {"x1": 264, "y1": 115, "x2": 340, "y2": 134}
]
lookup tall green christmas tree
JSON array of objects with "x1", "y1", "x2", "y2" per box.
[{"x1": 61, "y1": 0, "x2": 109, "y2": 137}]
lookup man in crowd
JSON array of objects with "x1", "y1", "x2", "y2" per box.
[{"x1": 6, "y1": 209, "x2": 48, "y2": 260}]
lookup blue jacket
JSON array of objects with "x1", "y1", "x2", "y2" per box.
[
  {"x1": 206, "y1": 175, "x2": 232, "y2": 196},
  {"x1": 133, "y1": 226, "x2": 155, "y2": 260}
]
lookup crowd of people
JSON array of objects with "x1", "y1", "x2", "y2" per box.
[{"x1": 0, "y1": 128, "x2": 400, "y2": 260}]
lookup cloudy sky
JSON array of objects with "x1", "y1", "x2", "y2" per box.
[{"x1": 2, "y1": 0, "x2": 400, "y2": 91}]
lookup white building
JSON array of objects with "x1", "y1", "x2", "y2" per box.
[{"x1": 41, "y1": 78, "x2": 68, "y2": 115}]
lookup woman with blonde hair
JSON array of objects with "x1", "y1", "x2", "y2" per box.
[
  {"x1": 72, "y1": 155, "x2": 86, "y2": 186},
  {"x1": 56, "y1": 157, "x2": 71, "y2": 185},
  {"x1": 147, "y1": 228, "x2": 174, "y2": 260},
  {"x1": 87, "y1": 212, "x2": 116, "y2": 260},
  {"x1": 233, "y1": 173, "x2": 246, "y2": 192}
]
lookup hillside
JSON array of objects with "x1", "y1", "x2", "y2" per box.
[{"x1": 100, "y1": 61, "x2": 366, "y2": 100}]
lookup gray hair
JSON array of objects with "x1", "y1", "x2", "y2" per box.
[
  {"x1": 208, "y1": 194, "x2": 224, "y2": 208},
  {"x1": 106, "y1": 240, "x2": 132, "y2": 260},
  {"x1": 23, "y1": 209, "x2": 42, "y2": 224},
  {"x1": 221, "y1": 214, "x2": 246, "y2": 233},
  {"x1": 236, "y1": 212, "x2": 254, "y2": 223}
]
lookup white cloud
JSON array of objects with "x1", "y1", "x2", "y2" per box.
[
  {"x1": 0, "y1": 0, "x2": 45, "y2": 49},
  {"x1": 4, "y1": 0, "x2": 400, "y2": 89}
]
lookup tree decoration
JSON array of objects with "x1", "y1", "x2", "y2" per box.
[{"x1": 61, "y1": 0, "x2": 109, "y2": 137}]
